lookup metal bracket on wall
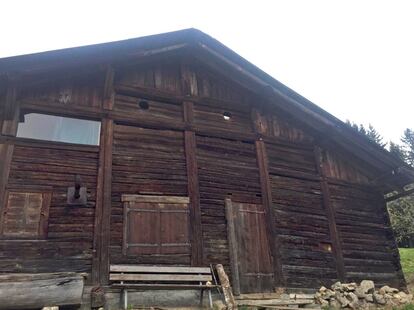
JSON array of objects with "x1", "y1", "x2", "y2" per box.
[{"x1": 67, "y1": 174, "x2": 87, "y2": 205}]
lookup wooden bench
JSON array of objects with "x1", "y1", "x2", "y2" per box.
[{"x1": 110, "y1": 265, "x2": 217, "y2": 309}]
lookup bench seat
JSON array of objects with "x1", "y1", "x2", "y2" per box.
[{"x1": 109, "y1": 265, "x2": 218, "y2": 309}]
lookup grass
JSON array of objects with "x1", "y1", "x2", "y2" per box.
[{"x1": 400, "y1": 248, "x2": 414, "y2": 293}]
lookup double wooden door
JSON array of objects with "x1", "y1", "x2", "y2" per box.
[{"x1": 225, "y1": 199, "x2": 274, "y2": 294}]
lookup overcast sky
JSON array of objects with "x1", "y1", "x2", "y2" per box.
[{"x1": 1, "y1": 0, "x2": 412, "y2": 144}]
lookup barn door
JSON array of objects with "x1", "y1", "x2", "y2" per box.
[
  {"x1": 225, "y1": 198, "x2": 274, "y2": 294},
  {"x1": 121, "y1": 195, "x2": 191, "y2": 257}
]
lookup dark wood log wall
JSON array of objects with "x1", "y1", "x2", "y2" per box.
[
  {"x1": 0, "y1": 76, "x2": 102, "y2": 283},
  {"x1": 330, "y1": 183, "x2": 405, "y2": 288},
  {"x1": 197, "y1": 135, "x2": 262, "y2": 275},
  {"x1": 0, "y1": 55, "x2": 405, "y2": 290},
  {"x1": 266, "y1": 141, "x2": 338, "y2": 288},
  {"x1": 0, "y1": 142, "x2": 98, "y2": 274},
  {"x1": 110, "y1": 125, "x2": 188, "y2": 265}
]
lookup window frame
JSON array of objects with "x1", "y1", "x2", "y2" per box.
[{"x1": 16, "y1": 109, "x2": 102, "y2": 147}]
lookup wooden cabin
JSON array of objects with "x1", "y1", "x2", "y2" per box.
[{"x1": 0, "y1": 29, "x2": 413, "y2": 309}]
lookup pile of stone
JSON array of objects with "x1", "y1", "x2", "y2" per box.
[{"x1": 315, "y1": 280, "x2": 413, "y2": 309}]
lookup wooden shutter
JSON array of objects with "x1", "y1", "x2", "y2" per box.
[
  {"x1": 1, "y1": 190, "x2": 51, "y2": 239},
  {"x1": 122, "y1": 195, "x2": 190, "y2": 256}
]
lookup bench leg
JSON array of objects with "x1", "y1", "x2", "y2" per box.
[
  {"x1": 199, "y1": 289, "x2": 204, "y2": 307},
  {"x1": 208, "y1": 289, "x2": 213, "y2": 309},
  {"x1": 123, "y1": 289, "x2": 128, "y2": 310}
]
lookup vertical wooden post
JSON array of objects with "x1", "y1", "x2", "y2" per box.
[
  {"x1": 0, "y1": 80, "x2": 18, "y2": 228},
  {"x1": 314, "y1": 146, "x2": 345, "y2": 281},
  {"x1": 183, "y1": 101, "x2": 203, "y2": 266},
  {"x1": 92, "y1": 66, "x2": 115, "y2": 285},
  {"x1": 99, "y1": 118, "x2": 114, "y2": 284},
  {"x1": 251, "y1": 107, "x2": 284, "y2": 287},
  {"x1": 255, "y1": 139, "x2": 284, "y2": 287},
  {"x1": 91, "y1": 118, "x2": 107, "y2": 284},
  {"x1": 224, "y1": 198, "x2": 241, "y2": 295},
  {"x1": 102, "y1": 65, "x2": 115, "y2": 110},
  {"x1": 181, "y1": 62, "x2": 203, "y2": 266}
]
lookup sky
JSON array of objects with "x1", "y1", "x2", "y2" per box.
[{"x1": 1, "y1": 0, "x2": 413, "y2": 144}]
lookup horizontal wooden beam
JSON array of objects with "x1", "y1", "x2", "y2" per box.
[
  {"x1": 385, "y1": 187, "x2": 414, "y2": 202},
  {"x1": 115, "y1": 83, "x2": 255, "y2": 109},
  {"x1": 0, "y1": 135, "x2": 100, "y2": 152},
  {"x1": 3, "y1": 43, "x2": 188, "y2": 78},
  {"x1": 121, "y1": 195, "x2": 189, "y2": 204}
]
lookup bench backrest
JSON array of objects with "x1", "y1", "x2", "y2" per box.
[{"x1": 109, "y1": 265, "x2": 213, "y2": 283}]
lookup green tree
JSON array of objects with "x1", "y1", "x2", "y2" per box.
[
  {"x1": 401, "y1": 129, "x2": 414, "y2": 166},
  {"x1": 388, "y1": 195, "x2": 414, "y2": 246},
  {"x1": 347, "y1": 120, "x2": 414, "y2": 247},
  {"x1": 388, "y1": 128, "x2": 414, "y2": 247},
  {"x1": 366, "y1": 124, "x2": 386, "y2": 148},
  {"x1": 389, "y1": 141, "x2": 406, "y2": 162},
  {"x1": 346, "y1": 121, "x2": 386, "y2": 148}
]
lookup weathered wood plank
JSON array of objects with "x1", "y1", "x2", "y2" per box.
[
  {"x1": 0, "y1": 272, "x2": 84, "y2": 310},
  {"x1": 181, "y1": 63, "x2": 203, "y2": 267},
  {"x1": 121, "y1": 194, "x2": 189, "y2": 204},
  {"x1": 216, "y1": 263, "x2": 236, "y2": 310},
  {"x1": 225, "y1": 198, "x2": 241, "y2": 296},
  {"x1": 110, "y1": 265, "x2": 211, "y2": 273},
  {"x1": 184, "y1": 130, "x2": 203, "y2": 266},
  {"x1": 225, "y1": 198, "x2": 240, "y2": 295},
  {"x1": 39, "y1": 192, "x2": 52, "y2": 238},
  {"x1": 110, "y1": 273, "x2": 212, "y2": 282},
  {"x1": 237, "y1": 299, "x2": 314, "y2": 306},
  {"x1": 111, "y1": 283, "x2": 215, "y2": 289}
]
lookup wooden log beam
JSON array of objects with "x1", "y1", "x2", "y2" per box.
[
  {"x1": 314, "y1": 146, "x2": 345, "y2": 281},
  {"x1": 255, "y1": 139, "x2": 285, "y2": 287},
  {"x1": 0, "y1": 272, "x2": 84, "y2": 310},
  {"x1": 385, "y1": 187, "x2": 414, "y2": 202}
]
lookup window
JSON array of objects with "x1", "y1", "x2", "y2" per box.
[
  {"x1": 1, "y1": 190, "x2": 51, "y2": 239},
  {"x1": 121, "y1": 195, "x2": 190, "y2": 255},
  {"x1": 17, "y1": 113, "x2": 100, "y2": 145}
]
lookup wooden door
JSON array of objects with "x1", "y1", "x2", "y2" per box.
[{"x1": 225, "y1": 199, "x2": 274, "y2": 294}]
